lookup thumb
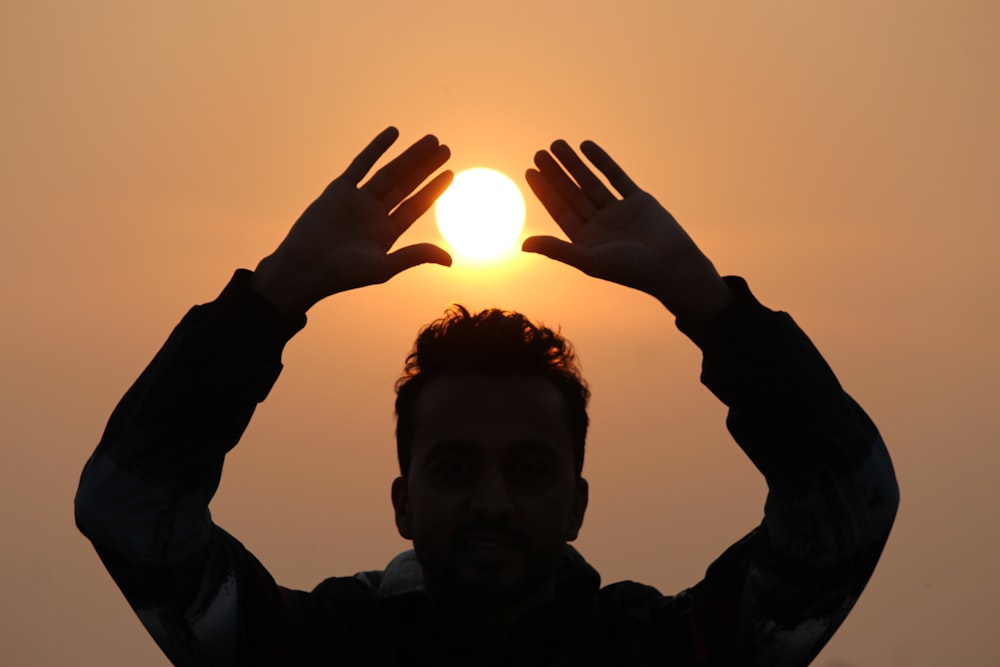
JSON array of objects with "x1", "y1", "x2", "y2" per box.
[
  {"x1": 384, "y1": 243, "x2": 452, "y2": 279},
  {"x1": 522, "y1": 236, "x2": 594, "y2": 274}
]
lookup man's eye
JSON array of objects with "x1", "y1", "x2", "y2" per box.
[
  {"x1": 516, "y1": 462, "x2": 550, "y2": 478},
  {"x1": 432, "y1": 461, "x2": 471, "y2": 479}
]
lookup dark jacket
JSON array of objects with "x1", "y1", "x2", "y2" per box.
[{"x1": 75, "y1": 270, "x2": 898, "y2": 666}]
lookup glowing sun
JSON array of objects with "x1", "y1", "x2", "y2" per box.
[{"x1": 435, "y1": 168, "x2": 526, "y2": 262}]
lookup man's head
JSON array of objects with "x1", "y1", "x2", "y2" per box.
[
  {"x1": 395, "y1": 306, "x2": 590, "y2": 476},
  {"x1": 391, "y1": 306, "x2": 590, "y2": 614}
]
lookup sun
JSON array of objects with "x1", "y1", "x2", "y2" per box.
[{"x1": 434, "y1": 168, "x2": 526, "y2": 262}]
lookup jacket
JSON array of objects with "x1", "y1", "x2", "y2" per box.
[{"x1": 75, "y1": 270, "x2": 899, "y2": 665}]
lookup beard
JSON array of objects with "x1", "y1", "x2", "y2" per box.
[{"x1": 413, "y1": 534, "x2": 564, "y2": 610}]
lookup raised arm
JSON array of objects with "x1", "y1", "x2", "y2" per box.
[
  {"x1": 74, "y1": 129, "x2": 452, "y2": 665},
  {"x1": 524, "y1": 139, "x2": 899, "y2": 664}
]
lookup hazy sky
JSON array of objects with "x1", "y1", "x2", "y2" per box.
[{"x1": 2, "y1": 2, "x2": 997, "y2": 665}]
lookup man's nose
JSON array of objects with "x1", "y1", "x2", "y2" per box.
[{"x1": 468, "y1": 466, "x2": 514, "y2": 517}]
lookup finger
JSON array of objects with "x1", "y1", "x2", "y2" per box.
[
  {"x1": 383, "y1": 243, "x2": 452, "y2": 280},
  {"x1": 525, "y1": 168, "x2": 585, "y2": 238},
  {"x1": 550, "y1": 140, "x2": 617, "y2": 207},
  {"x1": 521, "y1": 235, "x2": 595, "y2": 274},
  {"x1": 340, "y1": 127, "x2": 400, "y2": 185},
  {"x1": 580, "y1": 141, "x2": 641, "y2": 197},
  {"x1": 390, "y1": 169, "x2": 454, "y2": 234},
  {"x1": 364, "y1": 135, "x2": 446, "y2": 203},
  {"x1": 533, "y1": 149, "x2": 597, "y2": 223},
  {"x1": 380, "y1": 143, "x2": 451, "y2": 211}
]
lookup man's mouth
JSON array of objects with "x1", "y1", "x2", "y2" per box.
[
  {"x1": 458, "y1": 530, "x2": 524, "y2": 562},
  {"x1": 466, "y1": 539, "x2": 507, "y2": 548}
]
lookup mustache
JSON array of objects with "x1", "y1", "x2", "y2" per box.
[{"x1": 455, "y1": 522, "x2": 528, "y2": 544}]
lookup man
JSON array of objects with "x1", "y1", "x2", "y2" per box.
[{"x1": 75, "y1": 128, "x2": 898, "y2": 665}]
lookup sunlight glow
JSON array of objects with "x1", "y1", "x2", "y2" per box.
[{"x1": 435, "y1": 168, "x2": 526, "y2": 262}]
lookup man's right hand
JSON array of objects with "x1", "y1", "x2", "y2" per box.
[{"x1": 252, "y1": 127, "x2": 453, "y2": 315}]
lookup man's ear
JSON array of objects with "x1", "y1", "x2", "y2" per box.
[
  {"x1": 391, "y1": 476, "x2": 413, "y2": 540},
  {"x1": 565, "y1": 477, "x2": 589, "y2": 542}
]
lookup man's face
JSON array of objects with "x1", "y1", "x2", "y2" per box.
[{"x1": 391, "y1": 374, "x2": 588, "y2": 609}]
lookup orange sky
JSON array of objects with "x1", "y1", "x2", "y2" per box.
[{"x1": 2, "y1": 2, "x2": 998, "y2": 665}]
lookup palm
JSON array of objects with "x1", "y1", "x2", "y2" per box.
[
  {"x1": 524, "y1": 141, "x2": 706, "y2": 302},
  {"x1": 294, "y1": 179, "x2": 415, "y2": 287},
  {"x1": 573, "y1": 192, "x2": 687, "y2": 254}
]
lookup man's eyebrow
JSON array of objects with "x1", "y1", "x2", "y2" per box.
[
  {"x1": 506, "y1": 441, "x2": 559, "y2": 458},
  {"x1": 423, "y1": 441, "x2": 475, "y2": 458}
]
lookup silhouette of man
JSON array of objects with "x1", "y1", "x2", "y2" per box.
[{"x1": 76, "y1": 128, "x2": 898, "y2": 665}]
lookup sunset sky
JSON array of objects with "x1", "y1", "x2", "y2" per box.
[{"x1": 2, "y1": 2, "x2": 998, "y2": 665}]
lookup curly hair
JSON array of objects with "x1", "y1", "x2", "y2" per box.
[{"x1": 394, "y1": 305, "x2": 590, "y2": 477}]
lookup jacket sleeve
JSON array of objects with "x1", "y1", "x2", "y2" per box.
[
  {"x1": 74, "y1": 269, "x2": 308, "y2": 666},
  {"x1": 676, "y1": 277, "x2": 899, "y2": 666}
]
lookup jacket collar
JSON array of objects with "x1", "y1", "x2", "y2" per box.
[{"x1": 356, "y1": 545, "x2": 601, "y2": 602}]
